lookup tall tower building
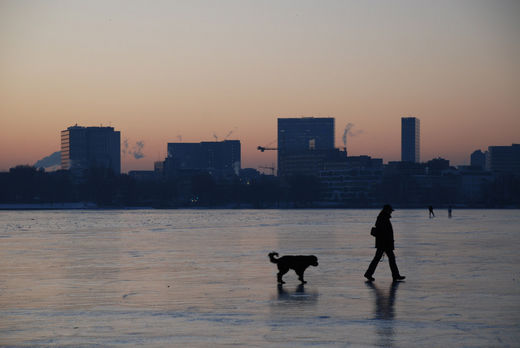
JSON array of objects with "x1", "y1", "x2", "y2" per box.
[
  {"x1": 61, "y1": 125, "x2": 121, "y2": 174},
  {"x1": 277, "y1": 117, "x2": 335, "y2": 176},
  {"x1": 401, "y1": 117, "x2": 420, "y2": 163}
]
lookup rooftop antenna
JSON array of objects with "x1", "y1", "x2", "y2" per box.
[{"x1": 213, "y1": 133, "x2": 218, "y2": 141}]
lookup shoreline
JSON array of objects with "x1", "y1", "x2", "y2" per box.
[{"x1": 1, "y1": 203, "x2": 518, "y2": 210}]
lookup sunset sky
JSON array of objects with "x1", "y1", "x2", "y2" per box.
[{"x1": 1, "y1": 0, "x2": 518, "y2": 172}]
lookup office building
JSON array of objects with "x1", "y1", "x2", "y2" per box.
[
  {"x1": 165, "y1": 140, "x2": 241, "y2": 177},
  {"x1": 277, "y1": 117, "x2": 335, "y2": 176},
  {"x1": 401, "y1": 117, "x2": 420, "y2": 163},
  {"x1": 61, "y1": 125, "x2": 120, "y2": 174},
  {"x1": 486, "y1": 144, "x2": 520, "y2": 174},
  {"x1": 320, "y1": 155, "x2": 383, "y2": 204}
]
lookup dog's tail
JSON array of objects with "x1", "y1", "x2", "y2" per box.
[{"x1": 268, "y1": 252, "x2": 279, "y2": 264}]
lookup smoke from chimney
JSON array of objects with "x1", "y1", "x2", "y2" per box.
[{"x1": 342, "y1": 123, "x2": 363, "y2": 149}]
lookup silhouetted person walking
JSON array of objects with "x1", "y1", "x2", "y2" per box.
[
  {"x1": 364, "y1": 204, "x2": 405, "y2": 282},
  {"x1": 428, "y1": 205, "x2": 435, "y2": 218},
  {"x1": 448, "y1": 205, "x2": 452, "y2": 218}
]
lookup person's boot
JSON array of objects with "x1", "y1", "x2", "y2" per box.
[
  {"x1": 393, "y1": 275, "x2": 406, "y2": 281},
  {"x1": 364, "y1": 272, "x2": 375, "y2": 281}
]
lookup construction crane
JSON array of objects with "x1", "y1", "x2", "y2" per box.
[{"x1": 257, "y1": 146, "x2": 278, "y2": 152}]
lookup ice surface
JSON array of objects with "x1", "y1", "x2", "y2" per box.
[{"x1": 0, "y1": 209, "x2": 519, "y2": 347}]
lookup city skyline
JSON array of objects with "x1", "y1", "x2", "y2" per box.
[
  {"x1": 17, "y1": 118, "x2": 519, "y2": 174},
  {"x1": 1, "y1": 1, "x2": 519, "y2": 172}
]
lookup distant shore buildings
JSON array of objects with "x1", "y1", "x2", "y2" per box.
[
  {"x1": 273, "y1": 116, "x2": 383, "y2": 203},
  {"x1": 401, "y1": 117, "x2": 420, "y2": 163},
  {"x1": 60, "y1": 125, "x2": 121, "y2": 174},
  {"x1": 470, "y1": 150, "x2": 487, "y2": 169},
  {"x1": 486, "y1": 144, "x2": 520, "y2": 175},
  {"x1": 163, "y1": 140, "x2": 241, "y2": 178},
  {"x1": 1, "y1": 120, "x2": 518, "y2": 208},
  {"x1": 277, "y1": 117, "x2": 335, "y2": 177}
]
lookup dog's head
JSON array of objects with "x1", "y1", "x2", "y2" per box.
[{"x1": 310, "y1": 255, "x2": 318, "y2": 267}]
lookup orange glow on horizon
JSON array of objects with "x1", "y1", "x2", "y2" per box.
[{"x1": 1, "y1": 1, "x2": 519, "y2": 172}]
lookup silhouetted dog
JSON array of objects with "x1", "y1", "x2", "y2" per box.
[{"x1": 268, "y1": 252, "x2": 318, "y2": 284}]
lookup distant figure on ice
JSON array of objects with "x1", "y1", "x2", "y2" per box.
[
  {"x1": 448, "y1": 206, "x2": 452, "y2": 218},
  {"x1": 364, "y1": 204, "x2": 405, "y2": 282},
  {"x1": 428, "y1": 205, "x2": 435, "y2": 218}
]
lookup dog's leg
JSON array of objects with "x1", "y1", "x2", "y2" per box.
[
  {"x1": 277, "y1": 266, "x2": 289, "y2": 284},
  {"x1": 296, "y1": 269, "x2": 307, "y2": 284}
]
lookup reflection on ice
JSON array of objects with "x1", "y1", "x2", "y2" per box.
[
  {"x1": 367, "y1": 281, "x2": 401, "y2": 347},
  {"x1": 274, "y1": 284, "x2": 319, "y2": 304}
]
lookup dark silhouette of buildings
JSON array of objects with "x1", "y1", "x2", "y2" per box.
[
  {"x1": 128, "y1": 170, "x2": 157, "y2": 181},
  {"x1": 280, "y1": 148, "x2": 348, "y2": 177},
  {"x1": 470, "y1": 150, "x2": 487, "y2": 169},
  {"x1": 486, "y1": 144, "x2": 520, "y2": 175},
  {"x1": 61, "y1": 125, "x2": 120, "y2": 174},
  {"x1": 426, "y1": 157, "x2": 450, "y2": 175},
  {"x1": 320, "y1": 155, "x2": 383, "y2": 204},
  {"x1": 164, "y1": 140, "x2": 241, "y2": 179},
  {"x1": 457, "y1": 165, "x2": 493, "y2": 204},
  {"x1": 3, "y1": 120, "x2": 519, "y2": 209},
  {"x1": 401, "y1": 117, "x2": 420, "y2": 163},
  {"x1": 277, "y1": 117, "x2": 335, "y2": 177}
]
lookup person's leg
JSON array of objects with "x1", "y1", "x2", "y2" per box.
[
  {"x1": 385, "y1": 249, "x2": 403, "y2": 280},
  {"x1": 365, "y1": 248, "x2": 384, "y2": 278}
]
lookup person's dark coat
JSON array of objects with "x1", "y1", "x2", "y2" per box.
[{"x1": 374, "y1": 210, "x2": 394, "y2": 250}]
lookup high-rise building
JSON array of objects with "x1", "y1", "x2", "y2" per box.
[
  {"x1": 486, "y1": 144, "x2": 520, "y2": 174},
  {"x1": 401, "y1": 117, "x2": 420, "y2": 163},
  {"x1": 61, "y1": 125, "x2": 121, "y2": 174},
  {"x1": 277, "y1": 117, "x2": 335, "y2": 176},
  {"x1": 165, "y1": 140, "x2": 241, "y2": 177}
]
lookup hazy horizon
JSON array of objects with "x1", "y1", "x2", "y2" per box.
[{"x1": 1, "y1": 0, "x2": 519, "y2": 172}]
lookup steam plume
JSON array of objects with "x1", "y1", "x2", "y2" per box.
[
  {"x1": 132, "y1": 141, "x2": 145, "y2": 159},
  {"x1": 342, "y1": 123, "x2": 363, "y2": 147},
  {"x1": 122, "y1": 139, "x2": 145, "y2": 159}
]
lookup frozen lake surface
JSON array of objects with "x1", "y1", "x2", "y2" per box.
[{"x1": 1, "y1": 209, "x2": 519, "y2": 347}]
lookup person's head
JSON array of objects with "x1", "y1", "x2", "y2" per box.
[{"x1": 382, "y1": 204, "x2": 394, "y2": 214}]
